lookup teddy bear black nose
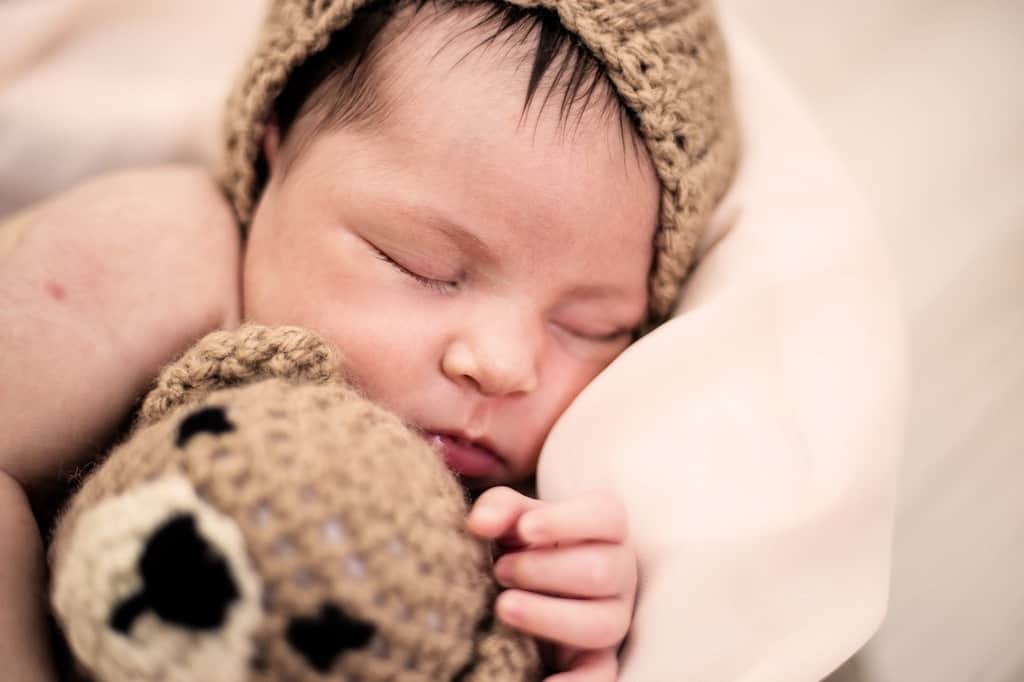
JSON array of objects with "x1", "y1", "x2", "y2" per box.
[
  {"x1": 286, "y1": 603, "x2": 376, "y2": 673},
  {"x1": 110, "y1": 514, "x2": 239, "y2": 634}
]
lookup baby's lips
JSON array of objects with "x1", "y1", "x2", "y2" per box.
[{"x1": 428, "y1": 431, "x2": 505, "y2": 479}]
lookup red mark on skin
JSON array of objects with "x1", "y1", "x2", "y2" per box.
[{"x1": 45, "y1": 279, "x2": 66, "y2": 301}]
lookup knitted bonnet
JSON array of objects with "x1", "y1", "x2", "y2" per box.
[{"x1": 222, "y1": 0, "x2": 740, "y2": 326}]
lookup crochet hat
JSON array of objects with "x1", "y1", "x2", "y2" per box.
[{"x1": 221, "y1": 0, "x2": 740, "y2": 326}]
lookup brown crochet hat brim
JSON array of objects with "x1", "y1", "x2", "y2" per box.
[{"x1": 221, "y1": 0, "x2": 740, "y2": 327}]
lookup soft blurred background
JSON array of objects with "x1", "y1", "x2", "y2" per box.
[{"x1": 1, "y1": 1, "x2": 1021, "y2": 680}]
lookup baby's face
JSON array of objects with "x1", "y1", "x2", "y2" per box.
[{"x1": 244, "y1": 12, "x2": 660, "y2": 489}]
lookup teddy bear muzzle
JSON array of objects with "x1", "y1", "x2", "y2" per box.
[
  {"x1": 109, "y1": 513, "x2": 240, "y2": 634},
  {"x1": 51, "y1": 477, "x2": 264, "y2": 682}
]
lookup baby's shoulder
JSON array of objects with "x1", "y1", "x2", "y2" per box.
[
  {"x1": 6, "y1": 163, "x2": 240, "y2": 286},
  {"x1": 2, "y1": 162, "x2": 242, "y2": 369},
  {"x1": 2, "y1": 164, "x2": 232, "y2": 259},
  {"x1": 3, "y1": 164, "x2": 236, "y2": 259},
  {"x1": 57, "y1": 163, "x2": 234, "y2": 229}
]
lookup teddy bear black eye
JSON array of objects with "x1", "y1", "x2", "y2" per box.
[
  {"x1": 286, "y1": 603, "x2": 376, "y2": 673},
  {"x1": 176, "y1": 406, "x2": 235, "y2": 448}
]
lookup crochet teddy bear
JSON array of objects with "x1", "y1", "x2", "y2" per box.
[{"x1": 48, "y1": 324, "x2": 541, "y2": 682}]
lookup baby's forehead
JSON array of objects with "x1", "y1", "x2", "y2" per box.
[
  {"x1": 362, "y1": 2, "x2": 632, "y2": 139},
  {"x1": 377, "y1": 4, "x2": 536, "y2": 79}
]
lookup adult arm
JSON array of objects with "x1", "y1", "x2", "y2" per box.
[
  {"x1": 538, "y1": 10, "x2": 909, "y2": 682},
  {"x1": 1, "y1": 165, "x2": 241, "y2": 491}
]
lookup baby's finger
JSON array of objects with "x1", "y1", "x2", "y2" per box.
[
  {"x1": 466, "y1": 486, "x2": 541, "y2": 547},
  {"x1": 494, "y1": 543, "x2": 636, "y2": 599},
  {"x1": 544, "y1": 648, "x2": 619, "y2": 682},
  {"x1": 496, "y1": 589, "x2": 630, "y2": 650},
  {"x1": 516, "y1": 491, "x2": 627, "y2": 546}
]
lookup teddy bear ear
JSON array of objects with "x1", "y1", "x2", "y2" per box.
[{"x1": 137, "y1": 325, "x2": 340, "y2": 428}]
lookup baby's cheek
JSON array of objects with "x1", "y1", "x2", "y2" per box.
[
  {"x1": 546, "y1": 357, "x2": 605, "y2": 418},
  {"x1": 240, "y1": 242, "x2": 284, "y2": 322}
]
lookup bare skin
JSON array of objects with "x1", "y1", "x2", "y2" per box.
[
  {"x1": 1, "y1": 166, "x2": 241, "y2": 491},
  {"x1": 0, "y1": 165, "x2": 241, "y2": 682}
]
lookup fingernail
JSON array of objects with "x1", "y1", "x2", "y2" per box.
[{"x1": 498, "y1": 593, "x2": 522, "y2": 623}]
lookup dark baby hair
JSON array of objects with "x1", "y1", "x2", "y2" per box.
[{"x1": 267, "y1": 0, "x2": 643, "y2": 171}]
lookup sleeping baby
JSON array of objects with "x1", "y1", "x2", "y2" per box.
[{"x1": 0, "y1": 0, "x2": 739, "y2": 679}]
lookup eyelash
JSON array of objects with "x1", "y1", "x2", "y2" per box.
[
  {"x1": 371, "y1": 243, "x2": 632, "y2": 341},
  {"x1": 371, "y1": 246, "x2": 458, "y2": 294},
  {"x1": 565, "y1": 326, "x2": 632, "y2": 345}
]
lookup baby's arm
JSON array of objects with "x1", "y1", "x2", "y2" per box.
[
  {"x1": 0, "y1": 166, "x2": 242, "y2": 678},
  {"x1": 1, "y1": 166, "x2": 241, "y2": 488},
  {"x1": 0, "y1": 472, "x2": 55, "y2": 682}
]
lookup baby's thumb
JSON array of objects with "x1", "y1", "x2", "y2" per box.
[{"x1": 467, "y1": 486, "x2": 541, "y2": 549}]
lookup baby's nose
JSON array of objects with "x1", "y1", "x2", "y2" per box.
[
  {"x1": 441, "y1": 303, "x2": 543, "y2": 396},
  {"x1": 441, "y1": 337, "x2": 539, "y2": 397}
]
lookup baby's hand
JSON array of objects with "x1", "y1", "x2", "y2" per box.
[{"x1": 468, "y1": 487, "x2": 637, "y2": 682}]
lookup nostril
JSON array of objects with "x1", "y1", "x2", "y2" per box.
[
  {"x1": 286, "y1": 603, "x2": 376, "y2": 673},
  {"x1": 110, "y1": 514, "x2": 239, "y2": 634}
]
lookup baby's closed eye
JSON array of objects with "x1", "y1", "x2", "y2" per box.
[{"x1": 367, "y1": 241, "x2": 461, "y2": 294}]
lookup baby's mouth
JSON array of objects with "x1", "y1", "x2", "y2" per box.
[{"x1": 424, "y1": 431, "x2": 503, "y2": 479}]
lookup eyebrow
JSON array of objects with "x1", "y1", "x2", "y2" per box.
[
  {"x1": 387, "y1": 201, "x2": 495, "y2": 264},
  {"x1": 383, "y1": 198, "x2": 645, "y2": 311},
  {"x1": 561, "y1": 282, "x2": 637, "y2": 300}
]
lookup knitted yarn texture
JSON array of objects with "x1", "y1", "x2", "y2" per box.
[
  {"x1": 137, "y1": 325, "x2": 341, "y2": 427},
  {"x1": 50, "y1": 325, "x2": 540, "y2": 682},
  {"x1": 221, "y1": 0, "x2": 740, "y2": 326}
]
